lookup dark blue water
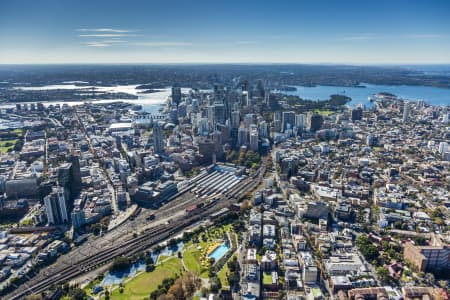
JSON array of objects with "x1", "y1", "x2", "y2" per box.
[{"x1": 276, "y1": 83, "x2": 450, "y2": 107}]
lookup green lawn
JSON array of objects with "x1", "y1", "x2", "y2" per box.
[
  {"x1": 217, "y1": 254, "x2": 236, "y2": 288},
  {"x1": 183, "y1": 224, "x2": 233, "y2": 279},
  {"x1": 157, "y1": 254, "x2": 171, "y2": 262},
  {"x1": 183, "y1": 246, "x2": 209, "y2": 278},
  {"x1": 12, "y1": 129, "x2": 24, "y2": 136},
  {"x1": 313, "y1": 109, "x2": 335, "y2": 116},
  {"x1": 109, "y1": 257, "x2": 182, "y2": 300},
  {"x1": 0, "y1": 140, "x2": 17, "y2": 154}
]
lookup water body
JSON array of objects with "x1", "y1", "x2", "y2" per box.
[
  {"x1": 101, "y1": 242, "x2": 184, "y2": 286},
  {"x1": 4, "y1": 85, "x2": 193, "y2": 114},
  {"x1": 276, "y1": 83, "x2": 450, "y2": 107},
  {"x1": 208, "y1": 243, "x2": 230, "y2": 261}
]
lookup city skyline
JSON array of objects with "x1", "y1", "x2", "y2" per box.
[{"x1": 1, "y1": 0, "x2": 450, "y2": 64}]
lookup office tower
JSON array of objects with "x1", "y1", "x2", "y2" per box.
[
  {"x1": 244, "y1": 113, "x2": 256, "y2": 128},
  {"x1": 307, "y1": 113, "x2": 323, "y2": 132},
  {"x1": 217, "y1": 123, "x2": 231, "y2": 142},
  {"x1": 231, "y1": 111, "x2": 240, "y2": 129},
  {"x1": 259, "y1": 120, "x2": 268, "y2": 138},
  {"x1": 198, "y1": 118, "x2": 209, "y2": 136},
  {"x1": 177, "y1": 102, "x2": 187, "y2": 118},
  {"x1": 256, "y1": 80, "x2": 265, "y2": 98},
  {"x1": 198, "y1": 137, "x2": 215, "y2": 163},
  {"x1": 295, "y1": 114, "x2": 307, "y2": 131},
  {"x1": 403, "y1": 102, "x2": 410, "y2": 123},
  {"x1": 44, "y1": 186, "x2": 68, "y2": 225},
  {"x1": 71, "y1": 208, "x2": 86, "y2": 229},
  {"x1": 153, "y1": 123, "x2": 165, "y2": 153},
  {"x1": 171, "y1": 87, "x2": 182, "y2": 107},
  {"x1": 442, "y1": 112, "x2": 449, "y2": 124},
  {"x1": 192, "y1": 99, "x2": 199, "y2": 113},
  {"x1": 214, "y1": 84, "x2": 225, "y2": 103},
  {"x1": 351, "y1": 107, "x2": 363, "y2": 121},
  {"x1": 237, "y1": 127, "x2": 248, "y2": 147},
  {"x1": 242, "y1": 91, "x2": 249, "y2": 107},
  {"x1": 169, "y1": 107, "x2": 178, "y2": 124},
  {"x1": 282, "y1": 111, "x2": 295, "y2": 132},
  {"x1": 207, "y1": 105, "x2": 215, "y2": 124},
  {"x1": 214, "y1": 103, "x2": 226, "y2": 124},
  {"x1": 70, "y1": 155, "x2": 82, "y2": 196},
  {"x1": 242, "y1": 80, "x2": 249, "y2": 92},
  {"x1": 57, "y1": 163, "x2": 72, "y2": 200},
  {"x1": 250, "y1": 130, "x2": 259, "y2": 151}
]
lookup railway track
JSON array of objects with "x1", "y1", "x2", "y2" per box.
[{"x1": 6, "y1": 162, "x2": 266, "y2": 300}]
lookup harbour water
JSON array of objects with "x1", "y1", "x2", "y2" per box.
[
  {"x1": 2, "y1": 83, "x2": 449, "y2": 116},
  {"x1": 276, "y1": 83, "x2": 450, "y2": 107}
]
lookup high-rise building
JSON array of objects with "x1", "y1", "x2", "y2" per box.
[
  {"x1": 351, "y1": 108, "x2": 363, "y2": 121},
  {"x1": 259, "y1": 121, "x2": 268, "y2": 138},
  {"x1": 242, "y1": 91, "x2": 249, "y2": 107},
  {"x1": 44, "y1": 186, "x2": 68, "y2": 225},
  {"x1": 237, "y1": 127, "x2": 248, "y2": 147},
  {"x1": 244, "y1": 113, "x2": 256, "y2": 128},
  {"x1": 198, "y1": 118, "x2": 209, "y2": 136},
  {"x1": 153, "y1": 123, "x2": 165, "y2": 153},
  {"x1": 70, "y1": 154, "x2": 82, "y2": 196},
  {"x1": 250, "y1": 130, "x2": 259, "y2": 151},
  {"x1": 214, "y1": 103, "x2": 226, "y2": 124},
  {"x1": 71, "y1": 208, "x2": 85, "y2": 229},
  {"x1": 403, "y1": 102, "x2": 410, "y2": 123},
  {"x1": 231, "y1": 111, "x2": 240, "y2": 129},
  {"x1": 307, "y1": 113, "x2": 323, "y2": 132},
  {"x1": 282, "y1": 111, "x2": 295, "y2": 132},
  {"x1": 295, "y1": 114, "x2": 307, "y2": 131},
  {"x1": 171, "y1": 87, "x2": 182, "y2": 107}
]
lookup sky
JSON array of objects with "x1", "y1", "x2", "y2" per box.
[{"x1": 1, "y1": 0, "x2": 450, "y2": 64}]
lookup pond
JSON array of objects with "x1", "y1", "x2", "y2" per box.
[{"x1": 100, "y1": 241, "x2": 184, "y2": 286}]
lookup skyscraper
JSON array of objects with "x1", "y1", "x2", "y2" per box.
[
  {"x1": 171, "y1": 87, "x2": 182, "y2": 107},
  {"x1": 237, "y1": 127, "x2": 248, "y2": 147},
  {"x1": 70, "y1": 154, "x2": 82, "y2": 196},
  {"x1": 282, "y1": 111, "x2": 295, "y2": 132},
  {"x1": 153, "y1": 123, "x2": 165, "y2": 153},
  {"x1": 44, "y1": 186, "x2": 68, "y2": 225},
  {"x1": 214, "y1": 103, "x2": 226, "y2": 124},
  {"x1": 403, "y1": 102, "x2": 410, "y2": 123},
  {"x1": 250, "y1": 130, "x2": 259, "y2": 151},
  {"x1": 307, "y1": 113, "x2": 323, "y2": 132},
  {"x1": 231, "y1": 111, "x2": 240, "y2": 129}
]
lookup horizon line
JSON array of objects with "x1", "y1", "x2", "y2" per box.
[{"x1": 1, "y1": 62, "x2": 450, "y2": 66}]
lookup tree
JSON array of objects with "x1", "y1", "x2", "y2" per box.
[
  {"x1": 68, "y1": 288, "x2": 87, "y2": 300},
  {"x1": 167, "y1": 281, "x2": 184, "y2": 300},
  {"x1": 110, "y1": 256, "x2": 131, "y2": 272},
  {"x1": 376, "y1": 267, "x2": 391, "y2": 284}
]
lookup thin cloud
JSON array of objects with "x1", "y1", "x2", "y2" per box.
[
  {"x1": 83, "y1": 42, "x2": 112, "y2": 48},
  {"x1": 79, "y1": 33, "x2": 140, "y2": 38},
  {"x1": 76, "y1": 28, "x2": 138, "y2": 33},
  {"x1": 132, "y1": 41, "x2": 194, "y2": 47},
  {"x1": 236, "y1": 41, "x2": 258, "y2": 45}
]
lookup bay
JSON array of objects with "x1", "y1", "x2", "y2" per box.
[{"x1": 276, "y1": 83, "x2": 450, "y2": 107}]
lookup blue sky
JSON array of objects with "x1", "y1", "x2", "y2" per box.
[{"x1": 1, "y1": 0, "x2": 450, "y2": 64}]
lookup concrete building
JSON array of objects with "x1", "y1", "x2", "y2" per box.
[
  {"x1": 403, "y1": 235, "x2": 450, "y2": 271},
  {"x1": 44, "y1": 186, "x2": 68, "y2": 225}
]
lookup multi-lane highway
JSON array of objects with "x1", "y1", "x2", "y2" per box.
[{"x1": 5, "y1": 160, "x2": 266, "y2": 300}]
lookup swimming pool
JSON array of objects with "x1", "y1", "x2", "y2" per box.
[{"x1": 208, "y1": 243, "x2": 230, "y2": 261}]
